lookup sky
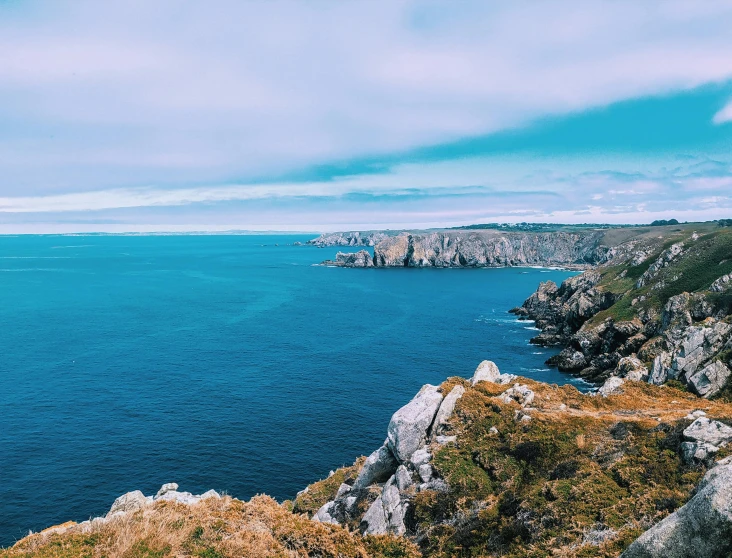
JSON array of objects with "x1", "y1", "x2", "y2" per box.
[{"x1": 2, "y1": 1, "x2": 732, "y2": 233}]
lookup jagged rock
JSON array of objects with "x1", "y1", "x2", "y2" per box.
[
  {"x1": 498, "y1": 384, "x2": 535, "y2": 407},
  {"x1": 308, "y1": 231, "x2": 389, "y2": 247},
  {"x1": 107, "y1": 491, "x2": 147, "y2": 516},
  {"x1": 361, "y1": 471, "x2": 410, "y2": 535},
  {"x1": 200, "y1": 489, "x2": 221, "y2": 500},
  {"x1": 636, "y1": 242, "x2": 684, "y2": 289},
  {"x1": 621, "y1": 459, "x2": 732, "y2": 557},
  {"x1": 155, "y1": 483, "x2": 178, "y2": 498},
  {"x1": 394, "y1": 465, "x2": 413, "y2": 491},
  {"x1": 615, "y1": 356, "x2": 649, "y2": 382},
  {"x1": 649, "y1": 352, "x2": 671, "y2": 385},
  {"x1": 598, "y1": 377, "x2": 625, "y2": 397},
  {"x1": 325, "y1": 250, "x2": 374, "y2": 268},
  {"x1": 313, "y1": 501, "x2": 338, "y2": 524},
  {"x1": 687, "y1": 360, "x2": 732, "y2": 398},
  {"x1": 683, "y1": 417, "x2": 732, "y2": 447},
  {"x1": 156, "y1": 491, "x2": 202, "y2": 505},
  {"x1": 710, "y1": 273, "x2": 732, "y2": 292},
  {"x1": 353, "y1": 443, "x2": 399, "y2": 489},
  {"x1": 670, "y1": 321, "x2": 731, "y2": 382},
  {"x1": 471, "y1": 360, "x2": 501, "y2": 384},
  {"x1": 432, "y1": 385, "x2": 465, "y2": 437},
  {"x1": 387, "y1": 385, "x2": 443, "y2": 463}
]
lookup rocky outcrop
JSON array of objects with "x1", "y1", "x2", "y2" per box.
[
  {"x1": 621, "y1": 457, "x2": 732, "y2": 558},
  {"x1": 106, "y1": 483, "x2": 221, "y2": 519},
  {"x1": 308, "y1": 231, "x2": 391, "y2": 247},
  {"x1": 321, "y1": 250, "x2": 374, "y2": 267},
  {"x1": 370, "y1": 230, "x2": 607, "y2": 268},
  {"x1": 516, "y1": 230, "x2": 732, "y2": 393}
]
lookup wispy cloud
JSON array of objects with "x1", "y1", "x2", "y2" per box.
[{"x1": 2, "y1": 1, "x2": 732, "y2": 230}]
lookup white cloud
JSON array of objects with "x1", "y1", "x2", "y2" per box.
[
  {"x1": 713, "y1": 99, "x2": 732, "y2": 124},
  {"x1": 2, "y1": 0, "x2": 732, "y2": 199}
]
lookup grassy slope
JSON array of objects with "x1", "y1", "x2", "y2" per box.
[
  {"x1": 295, "y1": 377, "x2": 732, "y2": 557},
  {"x1": 587, "y1": 224, "x2": 732, "y2": 325},
  {"x1": 1, "y1": 496, "x2": 418, "y2": 558}
]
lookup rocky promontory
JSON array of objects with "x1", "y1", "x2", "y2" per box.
[
  {"x1": 308, "y1": 231, "x2": 393, "y2": 247},
  {"x1": 513, "y1": 223, "x2": 732, "y2": 397}
]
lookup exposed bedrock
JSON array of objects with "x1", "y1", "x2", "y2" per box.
[{"x1": 621, "y1": 456, "x2": 732, "y2": 558}]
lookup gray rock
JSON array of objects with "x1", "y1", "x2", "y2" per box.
[
  {"x1": 418, "y1": 464, "x2": 434, "y2": 483},
  {"x1": 361, "y1": 473, "x2": 410, "y2": 535},
  {"x1": 200, "y1": 489, "x2": 221, "y2": 500},
  {"x1": 471, "y1": 360, "x2": 501, "y2": 384},
  {"x1": 680, "y1": 441, "x2": 719, "y2": 465},
  {"x1": 387, "y1": 385, "x2": 443, "y2": 463},
  {"x1": 616, "y1": 356, "x2": 649, "y2": 382},
  {"x1": 155, "y1": 483, "x2": 179, "y2": 498},
  {"x1": 498, "y1": 384, "x2": 535, "y2": 407},
  {"x1": 353, "y1": 443, "x2": 399, "y2": 489},
  {"x1": 687, "y1": 360, "x2": 732, "y2": 398},
  {"x1": 683, "y1": 417, "x2": 732, "y2": 447},
  {"x1": 108, "y1": 490, "x2": 147, "y2": 516},
  {"x1": 649, "y1": 353, "x2": 671, "y2": 385},
  {"x1": 156, "y1": 491, "x2": 200, "y2": 505},
  {"x1": 313, "y1": 501, "x2": 339, "y2": 524},
  {"x1": 621, "y1": 461, "x2": 732, "y2": 557},
  {"x1": 432, "y1": 385, "x2": 465, "y2": 437},
  {"x1": 435, "y1": 435, "x2": 457, "y2": 444},
  {"x1": 409, "y1": 448, "x2": 431, "y2": 469},
  {"x1": 394, "y1": 465, "x2": 413, "y2": 491},
  {"x1": 710, "y1": 273, "x2": 732, "y2": 292},
  {"x1": 598, "y1": 376, "x2": 625, "y2": 397}
]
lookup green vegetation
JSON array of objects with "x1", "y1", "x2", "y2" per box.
[
  {"x1": 411, "y1": 378, "x2": 732, "y2": 558},
  {"x1": 650, "y1": 219, "x2": 679, "y2": 226}
]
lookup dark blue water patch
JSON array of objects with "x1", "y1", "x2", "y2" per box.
[{"x1": 0, "y1": 235, "x2": 579, "y2": 546}]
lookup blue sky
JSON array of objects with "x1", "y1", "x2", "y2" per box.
[{"x1": 2, "y1": 1, "x2": 732, "y2": 232}]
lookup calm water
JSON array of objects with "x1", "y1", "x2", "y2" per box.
[{"x1": 0, "y1": 235, "x2": 583, "y2": 546}]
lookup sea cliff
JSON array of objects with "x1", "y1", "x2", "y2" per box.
[{"x1": 320, "y1": 230, "x2": 613, "y2": 269}]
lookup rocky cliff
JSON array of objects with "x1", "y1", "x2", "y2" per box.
[
  {"x1": 319, "y1": 229, "x2": 613, "y2": 268},
  {"x1": 513, "y1": 224, "x2": 732, "y2": 398},
  {"x1": 308, "y1": 231, "x2": 393, "y2": 247}
]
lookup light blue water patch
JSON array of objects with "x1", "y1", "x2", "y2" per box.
[{"x1": 0, "y1": 235, "x2": 579, "y2": 546}]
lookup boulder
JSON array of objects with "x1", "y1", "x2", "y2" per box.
[
  {"x1": 471, "y1": 361, "x2": 501, "y2": 384},
  {"x1": 431, "y1": 385, "x2": 465, "y2": 437},
  {"x1": 155, "y1": 483, "x2": 178, "y2": 498},
  {"x1": 621, "y1": 460, "x2": 732, "y2": 557},
  {"x1": 598, "y1": 376, "x2": 625, "y2": 397},
  {"x1": 409, "y1": 448, "x2": 431, "y2": 469},
  {"x1": 498, "y1": 384, "x2": 535, "y2": 407},
  {"x1": 387, "y1": 385, "x2": 443, "y2": 463},
  {"x1": 313, "y1": 501, "x2": 338, "y2": 524},
  {"x1": 353, "y1": 443, "x2": 399, "y2": 489},
  {"x1": 687, "y1": 360, "x2": 732, "y2": 398},
  {"x1": 107, "y1": 490, "x2": 147, "y2": 516},
  {"x1": 649, "y1": 353, "x2": 671, "y2": 385},
  {"x1": 680, "y1": 441, "x2": 719, "y2": 465},
  {"x1": 683, "y1": 417, "x2": 732, "y2": 447}
]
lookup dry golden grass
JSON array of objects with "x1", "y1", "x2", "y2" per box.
[{"x1": 1, "y1": 495, "x2": 418, "y2": 558}]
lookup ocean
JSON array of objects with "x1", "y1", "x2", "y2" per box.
[{"x1": 0, "y1": 234, "x2": 585, "y2": 546}]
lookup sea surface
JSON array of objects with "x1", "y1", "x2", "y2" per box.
[{"x1": 0, "y1": 234, "x2": 585, "y2": 546}]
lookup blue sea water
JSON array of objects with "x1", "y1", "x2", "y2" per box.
[{"x1": 0, "y1": 234, "x2": 584, "y2": 546}]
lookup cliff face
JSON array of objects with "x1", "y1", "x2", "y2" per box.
[
  {"x1": 515, "y1": 225, "x2": 732, "y2": 395},
  {"x1": 317, "y1": 230, "x2": 613, "y2": 268}
]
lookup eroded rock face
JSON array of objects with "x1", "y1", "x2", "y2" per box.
[
  {"x1": 371, "y1": 230, "x2": 605, "y2": 268},
  {"x1": 353, "y1": 444, "x2": 399, "y2": 489},
  {"x1": 621, "y1": 459, "x2": 732, "y2": 558},
  {"x1": 387, "y1": 385, "x2": 444, "y2": 463},
  {"x1": 687, "y1": 360, "x2": 732, "y2": 398}
]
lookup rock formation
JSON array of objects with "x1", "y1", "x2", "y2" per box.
[
  {"x1": 308, "y1": 231, "x2": 391, "y2": 247},
  {"x1": 515, "y1": 227, "x2": 732, "y2": 395},
  {"x1": 321, "y1": 250, "x2": 375, "y2": 267}
]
